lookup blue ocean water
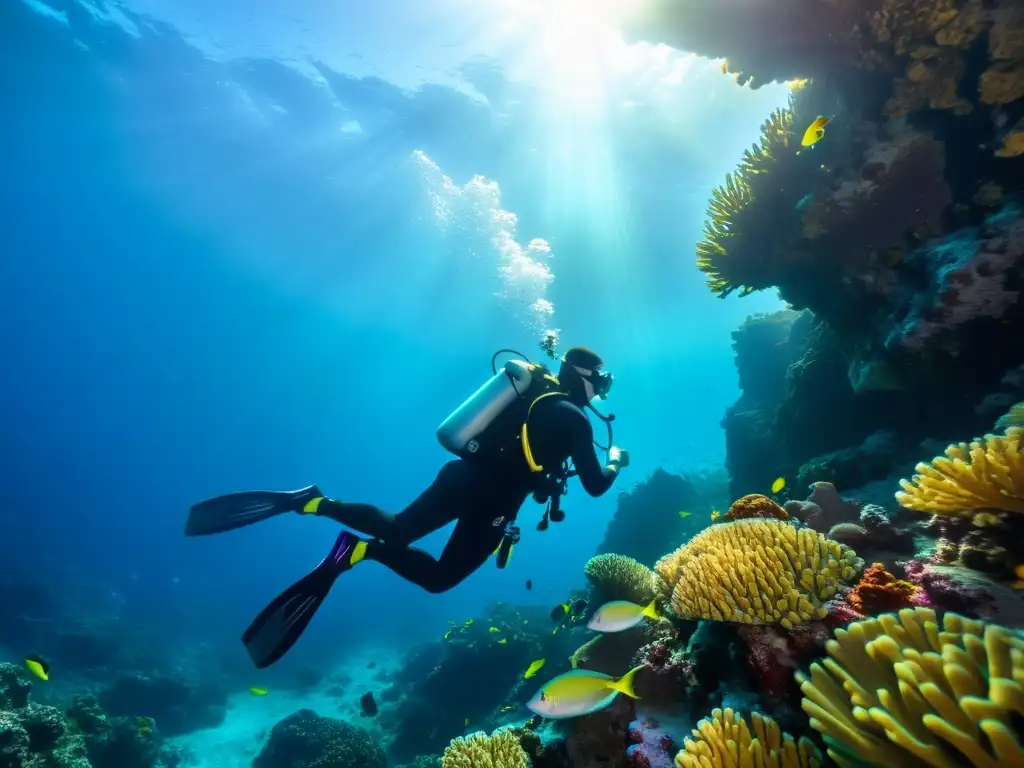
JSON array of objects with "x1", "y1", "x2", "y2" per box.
[{"x1": 2, "y1": 0, "x2": 793, "y2": 762}]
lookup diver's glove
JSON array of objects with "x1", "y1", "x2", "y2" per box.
[{"x1": 608, "y1": 446, "x2": 630, "y2": 469}]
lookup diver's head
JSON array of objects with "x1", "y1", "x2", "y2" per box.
[{"x1": 559, "y1": 346, "x2": 613, "y2": 405}]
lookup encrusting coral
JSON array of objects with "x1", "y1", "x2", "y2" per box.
[
  {"x1": 797, "y1": 607, "x2": 1024, "y2": 768},
  {"x1": 654, "y1": 519, "x2": 862, "y2": 629},
  {"x1": 441, "y1": 729, "x2": 529, "y2": 768},
  {"x1": 675, "y1": 707, "x2": 823, "y2": 768},
  {"x1": 845, "y1": 562, "x2": 921, "y2": 615},
  {"x1": 895, "y1": 426, "x2": 1024, "y2": 515},
  {"x1": 584, "y1": 553, "x2": 658, "y2": 606},
  {"x1": 724, "y1": 493, "x2": 790, "y2": 522}
]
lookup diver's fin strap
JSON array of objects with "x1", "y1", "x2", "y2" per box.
[
  {"x1": 521, "y1": 391, "x2": 568, "y2": 472},
  {"x1": 302, "y1": 496, "x2": 325, "y2": 515}
]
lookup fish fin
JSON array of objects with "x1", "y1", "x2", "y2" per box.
[
  {"x1": 607, "y1": 665, "x2": 644, "y2": 699},
  {"x1": 641, "y1": 600, "x2": 661, "y2": 621}
]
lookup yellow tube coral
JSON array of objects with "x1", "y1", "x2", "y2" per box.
[
  {"x1": 654, "y1": 519, "x2": 861, "y2": 629},
  {"x1": 675, "y1": 708, "x2": 823, "y2": 768},
  {"x1": 895, "y1": 427, "x2": 1024, "y2": 515},
  {"x1": 441, "y1": 729, "x2": 528, "y2": 768},
  {"x1": 797, "y1": 607, "x2": 1024, "y2": 768}
]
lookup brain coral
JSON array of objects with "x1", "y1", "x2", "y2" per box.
[
  {"x1": 798, "y1": 607, "x2": 1024, "y2": 767},
  {"x1": 655, "y1": 519, "x2": 861, "y2": 629},
  {"x1": 584, "y1": 553, "x2": 658, "y2": 605},
  {"x1": 441, "y1": 729, "x2": 529, "y2": 768},
  {"x1": 675, "y1": 707, "x2": 823, "y2": 768},
  {"x1": 896, "y1": 427, "x2": 1024, "y2": 515},
  {"x1": 725, "y1": 493, "x2": 790, "y2": 522}
]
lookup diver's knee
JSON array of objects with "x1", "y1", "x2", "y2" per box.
[{"x1": 421, "y1": 574, "x2": 464, "y2": 594}]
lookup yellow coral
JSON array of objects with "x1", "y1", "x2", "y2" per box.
[
  {"x1": 695, "y1": 107, "x2": 793, "y2": 298},
  {"x1": 441, "y1": 729, "x2": 528, "y2": 768},
  {"x1": 584, "y1": 553, "x2": 658, "y2": 605},
  {"x1": 654, "y1": 519, "x2": 861, "y2": 629},
  {"x1": 895, "y1": 427, "x2": 1024, "y2": 515},
  {"x1": 675, "y1": 708, "x2": 823, "y2": 768},
  {"x1": 797, "y1": 607, "x2": 1024, "y2": 768}
]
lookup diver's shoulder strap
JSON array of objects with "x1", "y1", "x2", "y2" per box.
[{"x1": 521, "y1": 388, "x2": 568, "y2": 473}]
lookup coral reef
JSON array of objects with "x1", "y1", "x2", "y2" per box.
[
  {"x1": 253, "y1": 709, "x2": 387, "y2": 768},
  {"x1": 798, "y1": 607, "x2": 1024, "y2": 767},
  {"x1": 583, "y1": 555, "x2": 658, "y2": 606},
  {"x1": 655, "y1": 518, "x2": 862, "y2": 628},
  {"x1": 0, "y1": 662, "x2": 90, "y2": 768},
  {"x1": 896, "y1": 426, "x2": 1024, "y2": 515},
  {"x1": 674, "y1": 708, "x2": 822, "y2": 768},
  {"x1": 97, "y1": 672, "x2": 227, "y2": 738},
  {"x1": 67, "y1": 695, "x2": 184, "y2": 768}
]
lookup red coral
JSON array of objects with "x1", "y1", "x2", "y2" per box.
[
  {"x1": 846, "y1": 562, "x2": 921, "y2": 615},
  {"x1": 736, "y1": 625, "x2": 795, "y2": 704},
  {"x1": 823, "y1": 599, "x2": 865, "y2": 630}
]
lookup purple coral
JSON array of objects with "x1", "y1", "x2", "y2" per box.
[
  {"x1": 626, "y1": 719, "x2": 676, "y2": 768},
  {"x1": 887, "y1": 203, "x2": 1023, "y2": 352},
  {"x1": 902, "y1": 560, "x2": 995, "y2": 615},
  {"x1": 784, "y1": 482, "x2": 860, "y2": 532}
]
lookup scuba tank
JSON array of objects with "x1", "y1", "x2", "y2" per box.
[{"x1": 437, "y1": 357, "x2": 535, "y2": 457}]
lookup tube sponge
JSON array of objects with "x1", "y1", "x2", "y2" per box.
[
  {"x1": 654, "y1": 519, "x2": 861, "y2": 629},
  {"x1": 441, "y1": 729, "x2": 529, "y2": 768},
  {"x1": 797, "y1": 607, "x2": 1024, "y2": 768},
  {"x1": 895, "y1": 427, "x2": 1024, "y2": 515},
  {"x1": 584, "y1": 553, "x2": 658, "y2": 605},
  {"x1": 675, "y1": 708, "x2": 823, "y2": 768}
]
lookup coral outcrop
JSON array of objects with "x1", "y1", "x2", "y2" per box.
[
  {"x1": 441, "y1": 729, "x2": 528, "y2": 768},
  {"x1": 253, "y1": 709, "x2": 387, "y2": 768},
  {"x1": 584, "y1": 555, "x2": 658, "y2": 606},
  {"x1": 674, "y1": 708, "x2": 822, "y2": 768},
  {"x1": 655, "y1": 518, "x2": 862, "y2": 628},
  {"x1": 798, "y1": 607, "x2": 1024, "y2": 767},
  {"x1": 0, "y1": 662, "x2": 90, "y2": 768}
]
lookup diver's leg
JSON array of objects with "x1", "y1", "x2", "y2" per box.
[
  {"x1": 365, "y1": 504, "x2": 513, "y2": 593},
  {"x1": 306, "y1": 462, "x2": 463, "y2": 543},
  {"x1": 241, "y1": 529, "x2": 367, "y2": 668}
]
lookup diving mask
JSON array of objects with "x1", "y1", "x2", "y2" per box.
[{"x1": 574, "y1": 366, "x2": 613, "y2": 400}]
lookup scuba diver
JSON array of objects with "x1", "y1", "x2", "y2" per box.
[{"x1": 185, "y1": 346, "x2": 629, "y2": 669}]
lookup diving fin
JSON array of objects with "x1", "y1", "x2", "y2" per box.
[
  {"x1": 185, "y1": 485, "x2": 323, "y2": 536},
  {"x1": 242, "y1": 531, "x2": 365, "y2": 669}
]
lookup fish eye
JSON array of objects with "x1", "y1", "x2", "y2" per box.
[{"x1": 539, "y1": 692, "x2": 546, "y2": 702}]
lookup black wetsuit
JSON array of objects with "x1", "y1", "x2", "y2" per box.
[{"x1": 314, "y1": 397, "x2": 618, "y2": 593}]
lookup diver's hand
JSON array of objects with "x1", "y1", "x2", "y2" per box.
[{"x1": 609, "y1": 447, "x2": 630, "y2": 469}]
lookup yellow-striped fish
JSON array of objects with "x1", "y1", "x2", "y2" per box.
[
  {"x1": 587, "y1": 600, "x2": 661, "y2": 633},
  {"x1": 527, "y1": 666, "x2": 642, "y2": 719}
]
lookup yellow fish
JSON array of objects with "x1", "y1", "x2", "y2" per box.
[
  {"x1": 710, "y1": 510, "x2": 721, "y2": 521},
  {"x1": 248, "y1": 687, "x2": 268, "y2": 696},
  {"x1": 800, "y1": 116, "x2": 830, "y2": 148},
  {"x1": 720, "y1": 61, "x2": 728, "y2": 74},
  {"x1": 1012, "y1": 564, "x2": 1024, "y2": 590},
  {"x1": 464, "y1": 619, "x2": 474, "y2": 626},
  {"x1": 524, "y1": 658, "x2": 546, "y2": 679},
  {"x1": 443, "y1": 629, "x2": 453, "y2": 640},
  {"x1": 498, "y1": 638, "x2": 508, "y2": 645},
  {"x1": 464, "y1": 717, "x2": 470, "y2": 727},
  {"x1": 973, "y1": 512, "x2": 1000, "y2": 527},
  {"x1": 488, "y1": 626, "x2": 500, "y2": 633},
  {"x1": 771, "y1": 476, "x2": 786, "y2": 494},
  {"x1": 25, "y1": 655, "x2": 49, "y2": 681},
  {"x1": 788, "y1": 78, "x2": 809, "y2": 91},
  {"x1": 678, "y1": 511, "x2": 690, "y2": 519}
]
